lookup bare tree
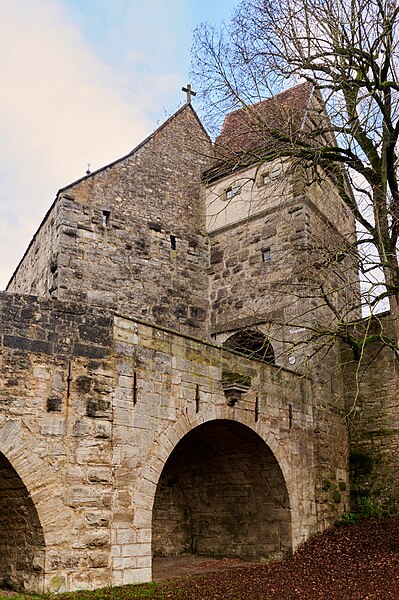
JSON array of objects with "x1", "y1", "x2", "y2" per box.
[{"x1": 192, "y1": 0, "x2": 399, "y2": 359}]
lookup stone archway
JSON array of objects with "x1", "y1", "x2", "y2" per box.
[
  {"x1": 152, "y1": 419, "x2": 291, "y2": 563},
  {"x1": 0, "y1": 452, "x2": 45, "y2": 591},
  {"x1": 223, "y1": 329, "x2": 275, "y2": 363}
]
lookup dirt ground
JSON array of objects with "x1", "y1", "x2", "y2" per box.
[{"x1": 153, "y1": 555, "x2": 258, "y2": 581}]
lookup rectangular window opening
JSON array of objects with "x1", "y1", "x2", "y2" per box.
[
  {"x1": 225, "y1": 186, "x2": 233, "y2": 201},
  {"x1": 102, "y1": 210, "x2": 110, "y2": 227},
  {"x1": 270, "y1": 164, "x2": 282, "y2": 180},
  {"x1": 170, "y1": 235, "x2": 176, "y2": 250},
  {"x1": 262, "y1": 247, "x2": 271, "y2": 263}
]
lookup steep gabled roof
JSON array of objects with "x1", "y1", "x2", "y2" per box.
[{"x1": 205, "y1": 82, "x2": 314, "y2": 181}]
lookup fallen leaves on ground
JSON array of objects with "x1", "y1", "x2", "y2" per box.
[
  {"x1": 151, "y1": 519, "x2": 399, "y2": 599},
  {"x1": 4, "y1": 518, "x2": 399, "y2": 600}
]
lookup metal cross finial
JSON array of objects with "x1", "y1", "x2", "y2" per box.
[
  {"x1": 182, "y1": 84, "x2": 197, "y2": 104},
  {"x1": 86, "y1": 163, "x2": 91, "y2": 175}
]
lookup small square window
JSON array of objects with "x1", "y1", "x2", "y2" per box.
[
  {"x1": 224, "y1": 186, "x2": 233, "y2": 201},
  {"x1": 270, "y1": 164, "x2": 282, "y2": 180},
  {"x1": 223, "y1": 183, "x2": 240, "y2": 201},
  {"x1": 262, "y1": 248, "x2": 271, "y2": 262},
  {"x1": 260, "y1": 173, "x2": 268, "y2": 186}
]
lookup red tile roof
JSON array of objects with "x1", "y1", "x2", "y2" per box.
[{"x1": 206, "y1": 82, "x2": 314, "y2": 180}]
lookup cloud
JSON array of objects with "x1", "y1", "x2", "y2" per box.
[
  {"x1": 0, "y1": 0, "x2": 169, "y2": 288},
  {"x1": 0, "y1": 0, "x2": 237, "y2": 288}
]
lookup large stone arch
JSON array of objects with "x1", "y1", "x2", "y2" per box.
[
  {"x1": 0, "y1": 421, "x2": 71, "y2": 592},
  {"x1": 152, "y1": 419, "x2": 291, "y2": 561},
  {"x1": 138, "y1": 407, "x2": 293, "y2": 510},
  {"x1": 133, "y1": 408, "x2": 295, "y2": 579}
]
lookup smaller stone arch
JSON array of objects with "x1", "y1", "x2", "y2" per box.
[
  {"x1": 0, "y1": 451, "x2": 45, "y2": 591},
  {"x1": 223, "y1": 328, "x2": 275, "y2": 363},
  {"x1": 0, "y1": 421, "x2": 73, "y2": 593}
]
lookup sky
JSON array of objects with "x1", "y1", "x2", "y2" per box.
[{"x1": 0, "y1": 0, "x2": 237, "y2": 290}]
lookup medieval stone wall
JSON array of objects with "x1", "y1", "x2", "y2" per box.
[
  {"x1": 341, "y1": 314, "x2": 399, "y2": 515},
  {"x1": 207, "y1": 193, "x2": 301, "y2": 335},
  {"x1": 0, "y1": 290, "x2": 351, "y2": 592},
  {"x1": 0, "y1": 291, "x2": 115, "y2": 592},
  {"x1": 204, "y1": 165, "x2": 354, "y2": 531},
  {"x1": 206, "y1": 164, "x2": 359, "y2": 372},
  {"x1": 8, "y1": 106, "x2": 213, "y2": 337},
  {"x1": 7, "y1": 202, "x2": 62, "y2": 298}
]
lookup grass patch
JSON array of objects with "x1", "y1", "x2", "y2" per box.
[{"x1": 0, "y1": 582, "x2": 174, "y2": 600}]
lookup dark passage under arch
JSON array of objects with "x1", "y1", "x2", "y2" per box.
[
  {"x1": 223, "y1": 329, "x2": 275, "y2": 363},
  {"x1": 152, "y1": 420, "x2": 291, "y2": 563},
  {"x1": 0, "y1": 453, "x2": 45, "y2": 591}
]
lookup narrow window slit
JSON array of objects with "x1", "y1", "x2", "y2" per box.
[
  {"x1": 255, "y1": 396, "x2": 259, "y2": 422},
  {"x1": 195, "y1": 384, "x2": 200, "y2": 413},
  {"x1": 170, "y1": 235, "x2": 176, "y2": 250},
  {"x1": 288, "y1": 403, "x2": 293, "y2": 429},
  {"x1": 133, "y1": 371, "x2": 138, "y2": 406},
  {"x1": 66, "y1": 361, "x2": 73, "y2": 399},
  {"x1": 102, "y1": 210, "x2": 110, "y2": 227}
]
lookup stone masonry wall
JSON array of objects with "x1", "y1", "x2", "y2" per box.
[
  {"x1": 341, "y1": 314, "x2": 399, "y2": 515},
  {"x1": 0, "y1": 292, "x2": 116, "y2": 592},
  {"x1": 111, "y1": 314, "x2": 349, "y2": 584},
  {"x1": 207, "y1": 191, "x2": 358, "y2": 371},
  {"x1": 8, "y1": 105, "x2": 213, "y2": 337},
  {"x1": 206, "y1": 166, "x2": 354, "y2": 529},
  {"x1": 7, "y1": 201, "x2": 61, "y2": 297},
  {"x1": 0, "y1": 291, "x2": 351, "y2": 592}
]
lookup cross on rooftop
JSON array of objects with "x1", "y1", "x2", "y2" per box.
[{"x1": 182, "y1": 84, "x2": 197, "y2": 104}]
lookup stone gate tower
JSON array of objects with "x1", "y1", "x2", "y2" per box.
[{"x1": 0, "y1": 84, "x2": 359, "y2": 592}]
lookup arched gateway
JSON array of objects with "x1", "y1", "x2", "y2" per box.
[
  {"x1": 0, "y1": 452, "x2": 45, "y2": 591},
  {"x1": 152, "y1": 420, "x2": 292, "y2": 563}
]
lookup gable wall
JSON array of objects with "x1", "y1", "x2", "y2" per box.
[
  {"x1": 7, "y1": 198, "x2": 64, "y2": 297},
  {"x1": 8, "y1": 107, "x2": 213, "y2": 337}
]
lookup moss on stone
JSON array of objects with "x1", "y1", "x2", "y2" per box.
[
  {"x1": 221, "y1": 370, "x2": 252, "y2": 387},
  {"x1": 332, "y1": 490, "x2": 342, "y2": 503}
]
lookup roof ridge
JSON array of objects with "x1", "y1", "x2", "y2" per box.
[{"x1": 221, "y1": 81, "x2": 314, "y2": 123}]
